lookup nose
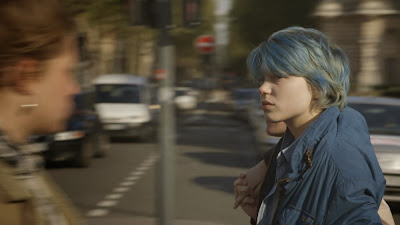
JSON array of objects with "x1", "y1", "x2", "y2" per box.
[{"x1": 259, "y1": 81, "x2": 272, "y2": 96}]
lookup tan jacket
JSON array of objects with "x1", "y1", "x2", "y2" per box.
[{"x1": 0, "y1": 160, "x2": 85, "y2": 225}]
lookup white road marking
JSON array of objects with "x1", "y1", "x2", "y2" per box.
[
  {"x1": 87, "y1": 153, "x2": 160, "y2": 217},
  {"x1": 87, "y1": 209, "x2": 109, "y2": 217},
  {"x1": 141, "y1": 161, "x2": 154, "y2": 167},
  {"x1": 131, "y1": 171, "x2": 145, "y2": 176},
  {"x1": 120, "y1": 181, "x2": 136, "y2": 186},
  {"x1": 113, "y1": 187, "x2": 130, "y2": 193},
  {"x1": 97, "y1": 200, "x2": 118, "y2": 207},
  {"x1": 136, "y1": 166, "x2": 150, "y2": 171},
  {"x1": 126, "y1": 176, "x2": 140, "y2": 181},
  {"x1": 105, "y1": 193, "x2": 123, "y2": 200}
]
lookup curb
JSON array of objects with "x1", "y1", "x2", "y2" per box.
[{"x1": 86, "y1": 216, "x2": 231, "y2": 225}]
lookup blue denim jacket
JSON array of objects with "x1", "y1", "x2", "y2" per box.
[{"x1": 258, "y1": 106, "x2": 385, "y2": 225}]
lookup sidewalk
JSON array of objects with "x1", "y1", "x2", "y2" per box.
[{"x1": 87, "y1": 216, "x2": 231, "y2": 225}]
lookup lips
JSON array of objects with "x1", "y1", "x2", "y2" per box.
[
  {"x1": 262, "y1": 100, "x2": 273, "y2": 106},
  {"x1": 261, "y1": 100, "x2": 274, "y2": 110}
]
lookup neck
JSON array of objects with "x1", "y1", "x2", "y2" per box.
[
  {"x1": 286, "y1": 108, "x2": 324, "y2": 140},
  {"x1": 0, "y1": 121, "x2": 29, "y2": 144}
]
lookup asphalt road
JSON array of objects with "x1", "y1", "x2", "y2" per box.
[
  {"x1": 48, "y1": 104, "x2": 400, "y2": 225},
  {"x1": 48, "y1": 107, "x2": 260, "y2": 225}
]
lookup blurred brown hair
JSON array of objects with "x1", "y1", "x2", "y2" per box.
[{"x1": 0, "y1": 0, "x2": 76, "y2": 86}]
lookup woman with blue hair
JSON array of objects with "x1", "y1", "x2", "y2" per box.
[{"x1": 243, "y1": 26, "x2": 385, "y2": 224}]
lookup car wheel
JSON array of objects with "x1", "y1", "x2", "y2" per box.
[
  {"x1": 73, "y1": 138, "x2": 92, "y2": 167},
  {"x1": 93, "y1": 132, "x2": 110, "y2": 157}
]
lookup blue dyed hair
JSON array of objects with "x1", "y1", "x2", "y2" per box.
[{"x1": 247, "y1": 26, "x2": 350, "y2": 110}]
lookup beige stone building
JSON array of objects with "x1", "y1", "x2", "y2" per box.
[
  {"x1": 74, "y1": 16, "x2": 157, "y2": 90},
  {"x1": 313, "y1": 0, "x2": 400, "y2": 92}
]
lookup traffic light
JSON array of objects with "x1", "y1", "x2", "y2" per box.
[
  {"x1": 121, "y1": 0, "x2": 200, "y2": 28},
  {"x1": 77, "y1": 32, "x2": 87, "y2": 61},
  {"x1": 121, "y1": 0, "x2": 157, "y2": 27},
  {"x1": 183, "y1": 0, "x2": 201, "y2": 27}
]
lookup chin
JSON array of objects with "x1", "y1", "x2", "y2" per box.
[
  {"x1": 52, "y1": 122, "x2": 68, "y2": 133},
  {"x1": 37, "y1": 121, "x2": 67, "y2": 135},
  {"x1": 265, "y1": 117, "x2": 280, "y2": 123}
]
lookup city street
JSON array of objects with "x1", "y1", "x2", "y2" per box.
[
  {"x1": 48, "y1": 104, "x2": 261, "y2": 225},
  {"x1": 48, "y1": 104, "x2": 400, "y2": 225}
]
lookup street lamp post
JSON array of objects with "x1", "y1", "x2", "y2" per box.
[{"x1": 156, "y1": 1, "x2": 176, "y2": 225}]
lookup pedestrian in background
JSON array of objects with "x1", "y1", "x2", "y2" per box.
[
  {"x1": 0, "y1": 0, "x2": 84, "y2": 224},
  {"x1": 235, "y1": 26, "x2": 386, "y2": 224}
]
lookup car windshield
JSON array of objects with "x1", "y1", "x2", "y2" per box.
[
  {"x1": 175, "y1": 89, "x2": 187, "y2": 96},
  {"x1": 95, "y1": 84, "x2": 141, "y2": 103},
  {"x1": 348, "y1": 103, "x2": 400, "y2": 135}
]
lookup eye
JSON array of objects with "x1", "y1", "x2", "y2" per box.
[
  {"x1": 256, "y1": 77, "x2": 265, "y2": 86},
  {"x1": 268, "y1": 74, "x2": 282, "y2": 82}
]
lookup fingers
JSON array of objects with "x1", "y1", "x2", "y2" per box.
[
  {"x1": 238, "y1": 195, "x2": 256, "y2": 209},
  {"x1": 233, "y1": 174, "x2": 248, "y2": 199},
  {"x1": 233, "y1": 185, "x2": 249, "y2": 209},
  {"x1": 233, "y1": 174, "x2": 247, "y2": 187},
  {"x1": 233, "y1": 179, "x2": 247, "y2": 187},
  {"x1": 241, "y1": 196, "x2": 256, "y2": 206},
  {"x1": 233, "y1": 173, "x2": 251, "y2": 209},
  {"x1": 233, "y1": 196, "x2": 244, "y2": 209},
  {"x1": 240, "y1": 200, "x2": 259, "y2": 221}
]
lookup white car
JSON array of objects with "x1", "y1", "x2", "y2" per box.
[
  {"x1": 174, "y1": 87, "x2": 198, "y2": 111},
  {"x1": 232, "y1": 88, "x2": 259, "y2": 121},
  {"x1": 348, "y1": 96, "x2": 400, "y2": 202},
  {"x1": 92, "y1": 74, "x2": 154, "y2": 140}
]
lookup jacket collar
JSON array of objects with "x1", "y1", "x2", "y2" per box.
[{"x1": 276, "y1": 106, "x2": 341, "y2": 182}]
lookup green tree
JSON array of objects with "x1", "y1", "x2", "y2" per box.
[
  {"x1": 64, "y1": 0, "x2": 215, "y2": 80},
  {"x1": 228, "y1": 0, "x2": 319, "y2": 76},
  {"x1": 170, "y1": 0, "x2": 215, "y2": 82}
]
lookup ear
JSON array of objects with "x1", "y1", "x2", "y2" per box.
[
  {"x1": 13, "y1": 59, "x2": 40, "y2": 94},
  {"x1": 311, "y1": 87, "x2": 320, "y2": 100}
]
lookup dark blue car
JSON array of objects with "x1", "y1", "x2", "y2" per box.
[{"x1": 40, "y1": 91, "x2": 110, "y2": 167}]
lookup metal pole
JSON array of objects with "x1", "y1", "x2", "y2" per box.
[{"x1": 157, "y1": 0, "x2": 175, "y2": 225}]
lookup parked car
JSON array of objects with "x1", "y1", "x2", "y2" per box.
[
  {"x1": 231, "y1": 88, "x2": 259, "y2": 121},
  {"x1": 40, "y1": 91, "x2": 110, "y2": 167},
  {"x1": 348, "y1": 96, "x2": 400, "y2": 202},
  {"x1": 174, "y1": 87, "x2": 198, "y2": 111}
]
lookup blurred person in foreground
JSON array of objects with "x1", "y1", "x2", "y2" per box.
[
  {"x1": 233, "y1": 121, "x2": 395, "y2": 225},
  {"x1": 0, "y1": 0, "x2": 84, "y2": 224},
  {"x1": 233, "y1": 26, "x2": 386, "y2": 224}
]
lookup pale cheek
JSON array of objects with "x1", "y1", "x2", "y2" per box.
[{"x1": 278, "y1": 84, "x2": 312, "y2": 113}]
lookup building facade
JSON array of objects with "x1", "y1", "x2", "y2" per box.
[{"x1": 314, "y1": 0, "x2": 400, "y2": 92}]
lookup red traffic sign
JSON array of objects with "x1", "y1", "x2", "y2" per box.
[
  {"x1": 194, "y1": 35, "x2": 215, "y2": 54},
  {"x1": 155, "y1": 68, "x2": 167, "y2": 80}
]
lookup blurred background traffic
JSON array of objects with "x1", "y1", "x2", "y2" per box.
[{"x1": 36, "y1": 0, "x2": 400, "y2": 224}]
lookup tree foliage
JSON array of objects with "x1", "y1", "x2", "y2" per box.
[
  {"x1": 170, "y1": 0, "x2": 215, "y2": 80},
  {"x1": 64, "y1": 0, "x2": 146, "y2": 35},
  {"x1": 228, "y1": 0, "x2": 319, "y2": 74},
  {"x1": 64, "y1": 0, "x2": 215, "y2": 80}
]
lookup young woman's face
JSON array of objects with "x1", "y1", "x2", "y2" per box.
[
  {"x1": 259, "y1": 73, "x2": 317, "y2": 128},
  {"x1": 33, "y1": 37, "x2": 80, "y2": 133}
]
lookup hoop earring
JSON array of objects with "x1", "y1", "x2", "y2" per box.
[
  {"x1": 20, "y1": 91, "x2": 39, "y2": 112},
  {"x1": 20, "y1": 103, "x2": 39, "y2": 108}
]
